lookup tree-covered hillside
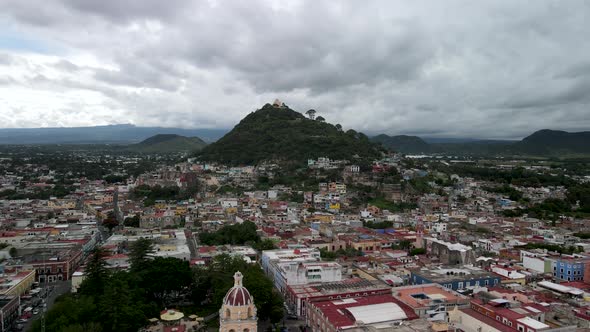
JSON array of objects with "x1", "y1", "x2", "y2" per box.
[
  {"x1": 132, "y1": 134, "x2": 207, "y2": 153},
  {"x1": 371, "y1": 134, "x2": 431, "y2": 153},
  {"x1": 515, "y1": 129, "x2": 590, "y2": 155},
  {"x1": 198, "y1": 103, "x2": 382, "y2": 165}
]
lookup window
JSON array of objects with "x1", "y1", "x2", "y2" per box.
[
  {"x1": 568, "y1": 270, "x2": 571, "y2": 275},
  {"x1": 485, "y1": 280, "x2": 489, "y2": 286}
]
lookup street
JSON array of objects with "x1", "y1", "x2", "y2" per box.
[{"x1": 22, "y1": 281, "x2": 71, "y2": 332}]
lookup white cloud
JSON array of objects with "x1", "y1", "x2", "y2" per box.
[{"x1": 0, "y1": 0, "x2": 589, "y2": 138}]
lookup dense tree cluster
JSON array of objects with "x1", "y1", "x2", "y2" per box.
[
  {"x1": 566, "y1": 183, "x2": 590, "y2": 212},
  {"x1": 517, "y1": 242, "x2": 582, "y2": 255},
  {"x1": 319, "y1": 247, "x2": 363, "y2": 261},
  {"x1": 199, "y1": 221, "x2": 260, "y2": 245},
  {"x1": 367, "y1": 197, "x2": 418, "y2": 213},
  {"x1": 192, "y1": 254, "x2": 284, "y2": 323},
  {"x1": 131, "y1": 184, "x2": 198, "y2": 206},
  {"x1": 123, "y1": 214, "x2": 141, "y2": 227},
  {"x1": 33, "y1": 238, "x2": 282, "y2": 332},
  {"x1": 363, "y1": 219, "x2": 393, "y2": 229},
  {"x1": 502, "y1": 198, "x2": 578, "y2": 220},
  {"x1": 435, "y1": 164, "x2": 573, "y2": 188},
  {"x1": 0, "y1": 184, "x2": 73, "y2": 200}
]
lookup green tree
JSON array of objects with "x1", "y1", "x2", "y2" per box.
[
  {"x1": 409, "y1": 248, "x2": 426, "y2": 255},
  {"x1": 129, "y1": 238, "x2": 154, "y2": 272},
  {"x1": 30, "y1": 295, "x2": 99, "y2": 332},
  {"x1": 199, "y1": 221, "x2": 260, "y2": 245},
  {"x1": 78, "y1": 248, "x2": 110, "y2": 297},
  {"x1": 139, "y1": 257, "x2": 193, "y2": 305},
  {"x1": 254, "y1": 239, "x2": 277, "y2": 251},
  {"x1": 98, "y1": 275, "x2": 149, "y2": 332},
  {"x1": 123, "y1": 214, "x2": 141, "y2": 227},
  {"x1": 399, "y1": 240, "x2": 412, "y2": 250},
  {"x1": 102, "y1": 211, "x2": 119, "y2": 231},
  {"x1": 193, "y1": 254, "x2": 284, "y2": 323}
]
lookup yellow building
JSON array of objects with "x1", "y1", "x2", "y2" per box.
[
  {"x1": 0, "y1": 270, "x2": 36, "y2": 297},
  {"x1": 349, "y1": 238, "x2": 382, "y2": 252},
  {"x1": 225, "y1": 207, "x2": 238, "y2": 214},
  {"x1": 175, "y1": 206, "x2": 188, "y2": 216},
  {"x1": 328, "y1": 203, "x2": 340, "y2": 210},
  {"x1": 47, "y1": 199, "x2": 76, "y2": 209},
  {"x1": 306, "y1": 213, "x2": 334, "y2": 223},
  {"x1": 219, "y1": 272, "x2": 257, "y2": 332}
]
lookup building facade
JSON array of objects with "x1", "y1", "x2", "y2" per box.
[
  {"x1": 411, "y1": 267, "x2": 502, "y2": 291},
  {"x1": 553, "y1": 258, "x2": 585, "y2": 282},
  {"x1": 219, "y1": 272, "x2": 257, "y2": 332}
]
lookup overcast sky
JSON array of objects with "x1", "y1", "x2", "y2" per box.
[{"x1": 1, "y1": 1, "x2": 589, "y2": 139}]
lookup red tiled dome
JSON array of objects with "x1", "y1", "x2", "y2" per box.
[
  {"x1": 223, "y1": 271, "x2": 253, "y2": 306},
  {"x1": 224, "y1": 285, "x2": 252, "y2": 306}
]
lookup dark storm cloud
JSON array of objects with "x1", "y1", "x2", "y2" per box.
[
  {"x1": 62, "y1": 0, "x2": 188, "y2": 23},
  {"x1": 1, "y1": 0, "x2": 589, "y2": 138},
  {"x1": 172, "y1": 2, "x2": 435, "y2": 93}
]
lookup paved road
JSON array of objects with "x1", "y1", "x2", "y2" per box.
[{"x1": 23, "y1": 281, "x2": 71, "y2": 332}]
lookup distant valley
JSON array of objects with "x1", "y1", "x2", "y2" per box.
[{"x1": 0, "y1": 124, "x2": 227, "y2": 144}]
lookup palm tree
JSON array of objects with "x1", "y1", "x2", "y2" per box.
[{"x1": 305, "y1": 109, "x2": 316, "y2": 120}]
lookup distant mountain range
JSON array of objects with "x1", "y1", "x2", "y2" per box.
[
  {"x1": 1, "y1": 122, "x2": 587, "y2": 158},
  {"x1": 198, "y1": 102, "x2": 382, "y2": 165},
  {"x1": 131, "y1": 134, "x2": 207, "y2": 153},
  {"x1": 0, "y1": 124, "x2": 227, "y2": 144},
  {"x1": 371, "y1": 129, "x2": 590, "y2": 156}
]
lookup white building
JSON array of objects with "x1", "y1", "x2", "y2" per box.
[
  {"x1": 432, "y1": 222, "x2": 447, "y2": 233},
  {"x1": 275, "y1": 261, "x2": 342, "y2": 291}
]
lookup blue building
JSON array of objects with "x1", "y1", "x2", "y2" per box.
[
  {"x1": 553, "y1": 259, "x2": 585, "y2": 282},
  {"x1": 411, "y1": 266, "x2": 501, "y2": 291}
]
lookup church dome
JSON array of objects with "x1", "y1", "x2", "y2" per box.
[{"x1": 223, "y1": 271, "x2": 253, "y2": 306}]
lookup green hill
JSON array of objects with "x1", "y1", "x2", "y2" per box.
[
  {"x1": 132, "y1": 134, "x2": 207, "y2": 153},
  {"x1": 197, "y1": 103, "x2": 382, "y2": 165},
  {"x1": 514, "y1": 129, "x2": 590, "y2": 155},
  {"x1": 371, "y1": 134, "x2": 431, "y2": 153}
]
